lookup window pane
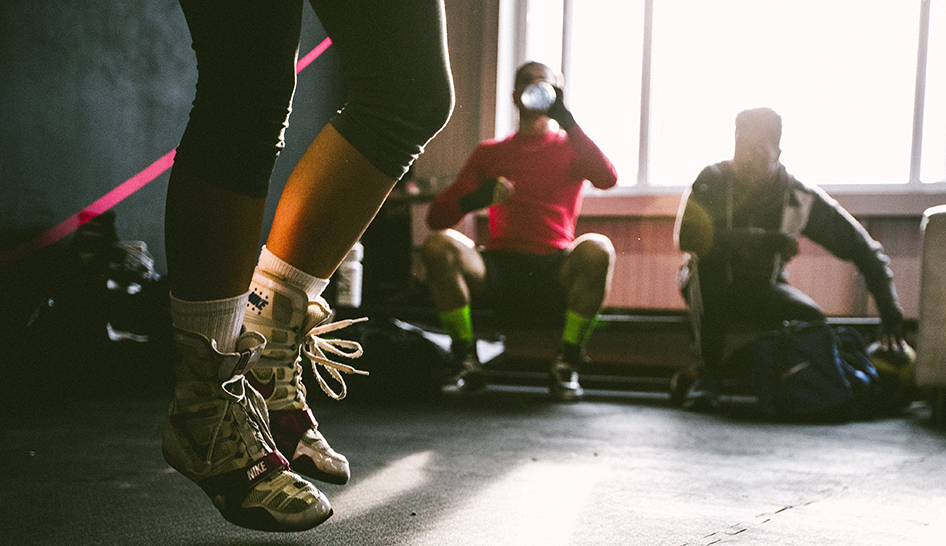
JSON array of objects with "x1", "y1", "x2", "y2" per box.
[
  {"x1": 921, "y1": 0, "x2": 946, "y2": 183},
  {"x1": 567, "y1": 0, "x2": 644, "y2": 186},
  {"x1": 649, "y1": 0, "x2": 920, "y2": 187},
  {"x1": 526, "y1": 0, "x2": 564, "y2": 70}
]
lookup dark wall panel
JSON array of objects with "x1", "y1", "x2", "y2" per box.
[{"x1": 0, "y1": 0, "x2": 345, "y2": 274}]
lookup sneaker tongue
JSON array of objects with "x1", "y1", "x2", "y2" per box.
[
  {"x1": 302, "y1": 299, "x2": 332, "y2": 332},
  {"x1": 218, "y1": 331, "x2": 266, "y2": 380}
]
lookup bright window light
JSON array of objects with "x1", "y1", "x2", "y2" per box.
[
  {"x1": 525, "y1": 0, "x2": 564, "y2": 71},
  {"x1": 648, "y1": 0, "x2": 920, "y2": 187},
  {"x1": 567, "y1": 0, "x2": 644, "y2": 187}
]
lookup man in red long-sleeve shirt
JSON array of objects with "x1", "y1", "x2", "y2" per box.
[{"x1": 423, "y1": 61, "x2": 618, "y2": 401}]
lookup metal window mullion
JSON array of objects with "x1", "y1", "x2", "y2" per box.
[
  {"x1": 561, "y1": 0, "x2": 573, "y2": 90},
  {"x1": 637, "y1": 0, "x2": 654, "y2": 187},
  {"x1": 910, "y1": 0, "x2": 931, "y2": 185}
]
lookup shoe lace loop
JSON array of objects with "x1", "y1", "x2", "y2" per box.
[
  {"x1": 301, "y1": 317, "x2": 369, "y2": 401},
  {"x1": 203, "y1": 375, "x2": 274, "y2": 466}
]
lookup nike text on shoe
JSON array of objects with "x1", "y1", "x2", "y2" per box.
[{"x1": 162, "y1": 327, "x2": 333, "y2": 532}]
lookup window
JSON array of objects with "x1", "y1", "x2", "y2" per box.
[
  {"x1": 567, "y1": 1, "x2": 644, "y2": 187},
  {"x1": 649, "y1": 1, "x2": 918, "y2": 188},
  {"x1": 504, "y1": 0, "x2": 945, "y2": 191},
  {"x1": 524, "y1": 0, "x2": 564, "y2": 71}
]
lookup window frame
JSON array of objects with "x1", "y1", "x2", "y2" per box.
[{"x1": 496, "y1": 0, "x2": 946, "y2": 208}]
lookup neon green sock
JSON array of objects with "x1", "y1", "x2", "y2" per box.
[
  {"x1": 562, "y1": 310, "x2": 598, "y2": 348},
  {"x1": 439, "y1": 306, "x2": 474, "y2": 342}
]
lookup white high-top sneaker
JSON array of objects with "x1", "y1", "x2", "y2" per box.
[
  {"x1": 162, "y1": 327, "x2": 332, "y2": 532},
  {"x1": 244, "y1": 270, "x2": 367, "y2": 485}
]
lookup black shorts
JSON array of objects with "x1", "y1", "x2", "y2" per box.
[
  {"x1": 479, "y1": 249, "x2": 568, "y2": 327},
  {"x1": 174, "y1": 0, "x2": 453, "y2": 196}
]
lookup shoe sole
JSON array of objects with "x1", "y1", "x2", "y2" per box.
[
  {"x1": 550, "y1": 388, "x2": 583, "y2": 402},
  {"x1": 442, "y1": 372, "x2": 487, "y2": 395},
  {"x1": 682, "y1": 396, "x2": 720, "y2": 412},
  {"x1": 218, "y1": 501, "x2": 333, "y2": 532}
]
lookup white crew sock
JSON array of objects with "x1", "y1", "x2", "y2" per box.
[
  {"x1": 170, "y1": 292, "x2": 248, "y2": 354},
  {"x1": 257, "y1": 245, "x2": 329, "y2": 301}
]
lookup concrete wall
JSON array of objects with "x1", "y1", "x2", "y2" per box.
[{"x1": 0, "y1": 0, "x2": 345, "y2": 274}]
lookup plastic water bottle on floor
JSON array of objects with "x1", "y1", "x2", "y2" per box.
[{"x1": 335, "y1": 241, "x2": 363, "y2": 308}]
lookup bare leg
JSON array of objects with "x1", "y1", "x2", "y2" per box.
[
  {"x1": 423, "y1": 229, "x2": 488, "y2": 393},
  {"x1": 549, "y1": 233, "x2": 615, "y2": 401},
  {"x1": 559, "y1": 233, "x2": 615, "y2": 317},
  {"x1": 266, "y1": 124, "x2": 395, "y2": 278},
  {"x1": 421, "y1": 229, "x2": 487, "y2": 311}
]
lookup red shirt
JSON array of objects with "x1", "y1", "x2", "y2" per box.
[{"x1": 426, "y1": 125, "x2": 617, "y2": 254}]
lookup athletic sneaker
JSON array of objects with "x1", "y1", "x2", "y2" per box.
[
  {"x1": 682, "y1": 376, "x2": 721, "y2": 412},
  {"x1": 442, "y1": 339, "x2": 486, "y2": 394},
  {"x1": 549, "y1": 344, "x2": 585, "y2": 402},
  {"x1": 162, "y1": 327, "x2": 332, "y2": 532},
  {"x1": 244, "y1": 270, "x2": 367, "y2": 484},
  {"x1": 669, "y1": 365, "x2": 699, "y2": 407}
]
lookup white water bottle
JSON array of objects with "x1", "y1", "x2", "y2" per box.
[
  {"x1": 335, "y1": 241, "x2": 363, "y2": 308},
  {"x1": 520, "y1": 82, "x2": 556, "y2": 112}
]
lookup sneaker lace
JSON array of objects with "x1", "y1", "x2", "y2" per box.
[
  {"x1": 301, "y1": 317, "x2": 370, "y2": 401},
  {"x1": 203, "y1": 375, "x2": 274, "y2": 466}
]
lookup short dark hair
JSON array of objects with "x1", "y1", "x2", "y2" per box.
[
  {"x1": 735, "y1": 107, "x2": 782, "y2": 148},
  {"x1": 514, "y1": 61, "x2": 561, "y2": 88}
]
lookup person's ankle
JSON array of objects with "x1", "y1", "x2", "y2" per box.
[{"x1": 558, "y1": 342, "x2": 583, "y2": 366}]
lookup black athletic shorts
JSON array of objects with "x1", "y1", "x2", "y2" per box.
[{"x1": 479, "y1": 249, "x2": 568, "y2": 327}]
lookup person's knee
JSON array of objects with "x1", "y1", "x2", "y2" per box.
[
  {"x1": 401, "y1": 71, "x2": 455, "y2": 144},
  {"x1": 773, "y1": 284, "x2": 826, "y2": 322},
  {"x1": 333, "y1": 68, "x2": 454, "y2": 180},
  {"x1": 575, "y1": 234, "x2": 615, "y2": 276},
  {"x1": 422, "y1": 231, "x2": 459, "y2": 270}
]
